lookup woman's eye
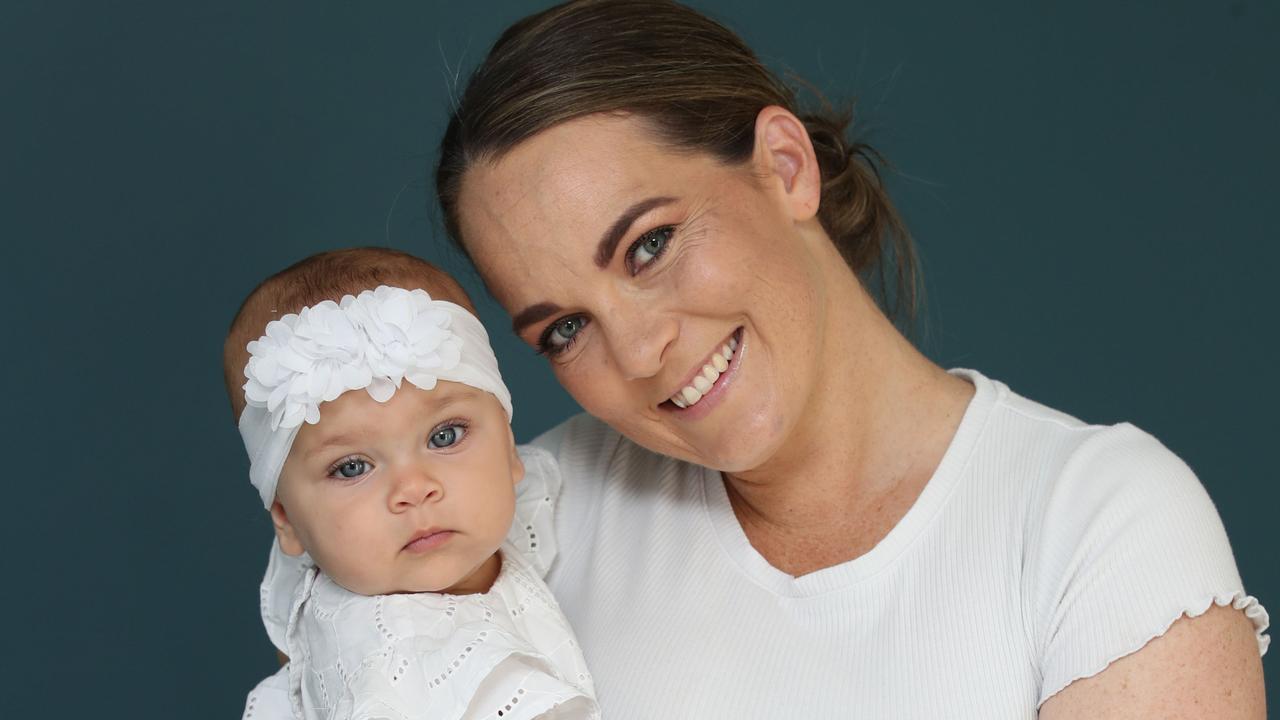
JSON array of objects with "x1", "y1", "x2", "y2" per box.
[
  {"x1": 429, "y1": 424, "x2": 467, "y2": 448},
  {"x1": 539, "y1": 315, "x2": 589, "y2": 355},
  {"x1": 627, "y1": 226, "x2": 674, "y2": 274},
  {"x1": 330, "y1": 458, "x2": 370, "y2": 479}
]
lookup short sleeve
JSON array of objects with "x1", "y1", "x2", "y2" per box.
[
  {"x1": 462, "y1": 656, "x2": 600, "y2": 720},
  {"x1": 1029, "y1": 424, "x2": 1269, "y2": 705},
  {"x1": 241, "y1": 666, "x2": 292, "y2": 720}
]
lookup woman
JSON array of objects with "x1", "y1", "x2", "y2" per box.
[{"x1": 436, "y1": 0, "x2": 1268, "y2": 717}]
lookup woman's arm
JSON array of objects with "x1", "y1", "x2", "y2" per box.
[{"x1": 1040, "y1": 604, "x2": 1264, "y2": 718}]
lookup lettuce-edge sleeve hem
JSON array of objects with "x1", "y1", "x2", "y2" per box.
[{"x1": 1038, "y1": 590, "x2": 1269, "y2": 707}]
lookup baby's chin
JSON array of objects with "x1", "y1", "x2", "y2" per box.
[
  {"x1": 323, "y1": 572, "x2": 443, "y2": 597},
  {"x1": 322, "y1": 559, "x2": 500, "y2": 597}
]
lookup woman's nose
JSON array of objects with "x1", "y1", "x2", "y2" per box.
[
  {"x1": 606, "y1": 302, "x2": 678, "y2": 381},
  {"x1": 387, "y1": 466, "x2": 443, "y2": 511}
]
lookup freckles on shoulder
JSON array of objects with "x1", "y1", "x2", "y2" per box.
[{"x1": 1038, "y1": 603, "x2": 1265, "y2": 719}]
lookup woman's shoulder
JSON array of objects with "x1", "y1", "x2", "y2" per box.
[
  {"x1": 1003, "y1": 398, "x2": 1231, "y2": 593},
  {"x1": 961, "y1": 371, "x2": 1245, "y2": 588},
  {"x1": 1008, "y1": 411, "x2": 1215, "y2": 556},
  {"x1": 962, "y1": 370, "x2": 1201, "y2": 505},
  {"x1": 1002, "y1": 383, "x2": 1200, "y2": 506}
]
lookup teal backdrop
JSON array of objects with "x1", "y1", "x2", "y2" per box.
[{"x1": 3, "y1": 0, "x2": 1275, "y2": 714}]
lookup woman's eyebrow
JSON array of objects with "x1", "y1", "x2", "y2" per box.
[
  {"x1": 594, "y1": 196, "x2": 676, "y2": 269},
  {"x1": 512, "y1": 301, "x2": 563, "y2": 335}
]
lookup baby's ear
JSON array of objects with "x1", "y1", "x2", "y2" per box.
[
  {"x1": 507, "y1": 426, "x2": 525, "y2": 487},
  {"x1": 269, "y1": 501, "x2": 306, "y2": 557}
]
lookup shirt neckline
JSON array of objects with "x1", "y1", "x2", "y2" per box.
[{"x1": 699, "y1": 368, "x2": 1000, "y2": 598}]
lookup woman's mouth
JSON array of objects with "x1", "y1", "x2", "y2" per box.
[{"x1": 664, "y1": 327, "x2": 742, "y2": 413}]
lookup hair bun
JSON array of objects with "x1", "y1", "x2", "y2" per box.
[{"x1": 799, "y1": 110, "x2": 916, "y2": 322}]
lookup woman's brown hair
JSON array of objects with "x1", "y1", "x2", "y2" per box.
[{"x1": 436, "y1": 0, "x2": 919, "y2": 323}]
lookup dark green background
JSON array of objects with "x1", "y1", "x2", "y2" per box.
[{"x1": 3, "y1": 1, "x2": 1274, "y2": 714}]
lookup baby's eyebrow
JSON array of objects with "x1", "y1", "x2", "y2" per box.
[
  {"x1": 303, "y1": 387, "x2": 485, "y2": 453},
  {"x1": 421, "y1": 382, "x2": 485, "y2": 407},
  {"x1": 311, "y1": 433, "x2": 362, "y2": 452}
]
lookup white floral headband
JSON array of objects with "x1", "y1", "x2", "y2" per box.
[{"x1": 238, "y1": 285, "x2": 512, "y2": 508}]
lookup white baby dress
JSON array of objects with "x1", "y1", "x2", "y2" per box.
[{"x1": 242, "y1": 447, "x2": 598, "y2": 720}]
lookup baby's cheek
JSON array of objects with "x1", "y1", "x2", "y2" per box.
[
  {"x1": 472, "y1": 485, "x2": 518, "y2": 562},
  {"x1": 316, "y1": 516, "x2": 383, "y2": 593},
  {"x1": 320, "y1": 546, "x2": 381, "y2": 595}
]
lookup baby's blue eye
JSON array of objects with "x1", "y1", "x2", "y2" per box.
[
  {"x1": 332, "y1": 459, "x2": 369, "y2": 479},
  {"x1": 429, "y1": 425, "x2": 466, "y2": 448}
]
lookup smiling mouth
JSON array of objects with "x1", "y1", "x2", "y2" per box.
[{"x1": 666, "y1": 327, "x2": 741, "y2": 410}]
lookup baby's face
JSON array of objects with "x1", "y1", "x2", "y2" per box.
[{"x1": 272, "y1": 381, "x2": 523, "y2": 595}]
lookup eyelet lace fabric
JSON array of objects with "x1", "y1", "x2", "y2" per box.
[{"x1": 279, "y1": 543, "x2": 596, "y2": 720}]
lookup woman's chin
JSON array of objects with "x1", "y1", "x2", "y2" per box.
[
  {"x1": 662, "y1": 411, "x2": 791, "y2": 475},
  {"x1": 703, "y1": 439, "x2": 786, "y2": 475}
]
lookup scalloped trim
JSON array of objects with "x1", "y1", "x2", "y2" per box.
[{"x1": 1040, "y1": 591, "x2": 1269, "y2": 706}]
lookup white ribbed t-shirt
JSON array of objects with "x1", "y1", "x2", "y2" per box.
[{"x1": 527, "y1": 369, "x2": 1269, "y2": 719}]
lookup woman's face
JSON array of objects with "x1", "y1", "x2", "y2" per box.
[{"x1": 457, "y1": 113, "x2": 833, "y2": 472}]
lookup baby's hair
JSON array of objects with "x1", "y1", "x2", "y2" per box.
[{"x1": 222, "y1": 247, "x2": 475, "y2": 421}]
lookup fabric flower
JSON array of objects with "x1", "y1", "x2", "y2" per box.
[
  {"x1": 242, "y1": 287, "x2": 460, "y2": 430},
  {"x1": 342, "y1": 287, "x2": 461, "y2": 401}
]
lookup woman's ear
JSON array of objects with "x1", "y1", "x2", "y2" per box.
[
  {"x1": 752, "y1": 105, "x2": 822, "y2": 221},
  {"x1": 269, "y1": 500, "x2": 306, "y2": 557}
]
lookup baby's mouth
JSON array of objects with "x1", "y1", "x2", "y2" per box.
[{"x1": 403, "y1": 529, "x2": 455, "y2": 553}]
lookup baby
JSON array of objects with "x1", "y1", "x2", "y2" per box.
[{"x1": 224, "y1": 248, "x2": 597, "y2": 720}]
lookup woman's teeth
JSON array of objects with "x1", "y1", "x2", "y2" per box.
[{"x1": 670, "y1": 335, "x2": 739, "y2": 409}]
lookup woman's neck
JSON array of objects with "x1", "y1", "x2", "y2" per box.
[{"x1": 722, "y1": 254, "x2": 974, "y2": 576}]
